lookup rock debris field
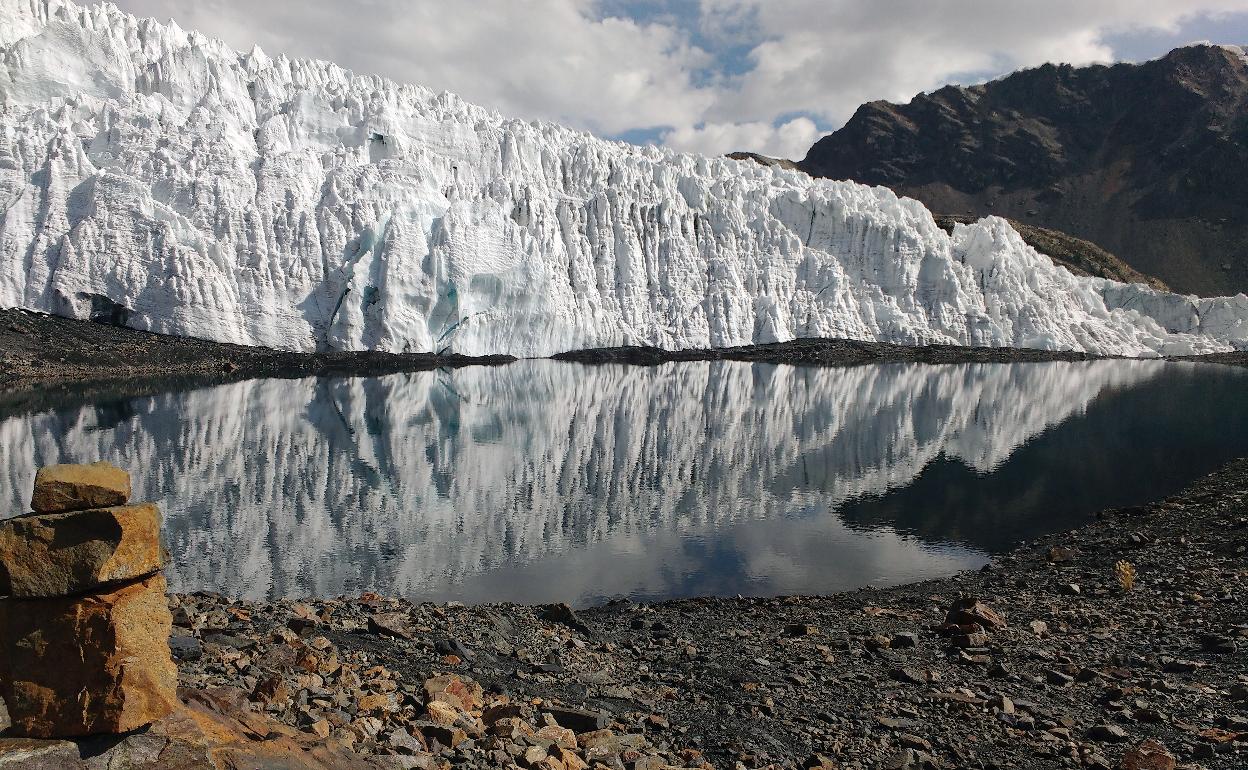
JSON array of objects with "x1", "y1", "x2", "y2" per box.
[{"x1": 6, "y1": 458, "x2": 1236, "y2": 769}]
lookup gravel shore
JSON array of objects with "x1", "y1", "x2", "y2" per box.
[
  {"x1": 4, "y1": 307, "x2": 1244, "y2": 404},
  {"x1": 552, "y1": 339, "x2": 1107, "y2": 366},
  {"x1": 161, "y1": 459, "x2": 1248, "y2": 770},
  {"x1": 0, "y1": 308, "x2": 512, "y2": 399}
]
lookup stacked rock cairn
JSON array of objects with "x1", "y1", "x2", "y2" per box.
[{"x1": 0, "y1": 462, "x2": 177, "y2": 737}]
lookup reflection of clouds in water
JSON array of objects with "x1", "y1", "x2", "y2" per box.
[
  {"x1": 447, "y1": 507, "x2": 987, "y2": 608},
  {"x1": 0, "y1": 360, "x2": 1166, "y2": 602}
]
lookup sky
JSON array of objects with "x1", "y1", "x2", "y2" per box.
[{"x1": 110, "y1": 0, "x2": 1248, "y2": 160}]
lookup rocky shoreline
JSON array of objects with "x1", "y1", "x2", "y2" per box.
[
  {"x1": 4, "y1": 308, "x2": 1247, "y2": 405},
  {"x1": 551, "y1": 339, "x2": 1109, "y2": 366},
  {"x1": 6, "y1": 458, "x2": 1237, "y2": 769},
  {"x1": 1169, "y1": 351, "x2": 1248, "y2": 368},
  {"x1": 0, "y1": 308, "x2": 513, "y2": 399}
]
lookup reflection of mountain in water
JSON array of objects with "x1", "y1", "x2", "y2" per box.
[{"x1": 0, "y1": 360, "x2": 1199, "y2": 599}]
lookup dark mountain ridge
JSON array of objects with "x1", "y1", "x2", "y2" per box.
[{"x1": 798, "y1": 44, "x2": 1248, "y2": 296}]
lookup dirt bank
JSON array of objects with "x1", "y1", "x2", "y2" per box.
[{"x1": 0, "y1": 307, "x2": 512, "y2": 409}]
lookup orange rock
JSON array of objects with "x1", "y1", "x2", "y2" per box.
[
  {"x1": 0, "y1": 573, "x2": 177, "y2": 737},
  {"x1": 534, "y1": 756, "x2": 566, "y2": 770},
  {"x1": 165, "y1": 686, "x2": 392, "y2": 768},
  {"x1": 537, "y1": 724, "x2": 578, "y2": 749},
  {"x1": 0, "y1": 685, "x2": 394, "y2": 769},
  {"x1": 1120, "y1": 739, "x2": 1176, "y2": 770},
  {"x1": 0, "y1": 503, "x2": 165, "y2": 597},
  {"x1": 30, "y1": 462, "x2": 130, "y2": 514},
  {"x1": 418, "y1": 722, "x2": 468, "y2": 749},
  {"x1": 251, "y1": 675, "x2": 290, "y2": 705},
  {"x1": 490, "y1": 716, "x2": 537, "y2": 740},
  {"x1": 356, "y1": 692, "x2": 395, "y2": 714},
  {"x1": 307, "y1": 719, "x2": 332, "y2": 739},
  {"x1": 554, "y1": 745, "x2": 589, "y2": 770},
  {"x1": 423, "y1": 674, "x2": 483, "y2": 713},
  {"x1": 425, "y1": 700, "x2": 463, "y2": 726}
]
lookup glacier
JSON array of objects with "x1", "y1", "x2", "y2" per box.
[{"x1": 2, "y1": 0, "x2": 1247, "y2": 357}]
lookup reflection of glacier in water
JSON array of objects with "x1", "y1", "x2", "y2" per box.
[{"x1": 2, "y1": 360, "x2": 1247, "y2": 605}]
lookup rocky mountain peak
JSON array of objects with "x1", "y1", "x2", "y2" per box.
[{"x1": 799, "y1": 44, "x2": 1248, "y2": 296}]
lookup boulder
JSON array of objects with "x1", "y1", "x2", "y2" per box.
[
  {"x1": 0, "y1": 504, "x2": 165, "y2": 597},
  {"x1": 366, "y1": 611, "x2": 415, "y2": 640},
  {"x1": 944, "y1": 598, "x2": 1007, "y2": 631},
  {"x1": 539, "y1": 602, "x2": 591, "y2": 635},
  {"x1": 0, "y1": 573, "x2": 177, "y2": 737},
  {"x1": 423, "y1": 674, "x2": 483, "y2": 714},
  {"x1": 1120, "y1": 739, "x2": 1176, "y2": 770},
  {"x1": 29, "y1": 462, "x2": 130, "y2": 514},
  {"x1": 542, "y1": 706, "x2": 609, "y2": 733}
]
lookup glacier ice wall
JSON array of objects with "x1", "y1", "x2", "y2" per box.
[
  {"x1": 0, "y1": 359, "x2": 1179, "y2": 601},
  {"x1": 1, "y1": 0, "x2": 1247, "y2": 356}
]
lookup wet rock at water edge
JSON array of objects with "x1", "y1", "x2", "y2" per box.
[
  {"x1": 29, "y1": 461, "x2": 131, "y2": 514},
  {"x1": 540, "y1": 602, "x2": 592, "y2": 635},
  {"x1": 367, "y1": 611, "x2": 416, "y2": 640},
  {"x1": 3, "y1": 455, "x2": 1242, "y2": 768}
]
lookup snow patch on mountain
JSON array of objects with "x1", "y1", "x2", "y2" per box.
[
  {"x1": 1, "y1": 0, "x2": 1246, "y2": 356},
  {"x1": 1215, "y1": 43, "x2": 1248, "y2": 64}
]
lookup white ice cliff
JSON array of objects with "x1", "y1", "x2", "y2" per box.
[
  {"x1": 2, "y1": 0, "x2": 1248, "y2": 356},
  {"x1": 0, "y1": 359, "x2": 1209, "y2": 601}
]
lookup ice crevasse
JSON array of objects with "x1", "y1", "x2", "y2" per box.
[{"x1": 1, "y1": 0, "x2": 1246, "y2": 357}]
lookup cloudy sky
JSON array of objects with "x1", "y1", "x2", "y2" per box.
[{"x1": 111, "y1": 0, "x2": 1248, "y2": 160}]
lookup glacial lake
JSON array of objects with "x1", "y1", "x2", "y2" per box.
[{"x1": 2, "y1": 359, "x2": 1246, "y2": 606}]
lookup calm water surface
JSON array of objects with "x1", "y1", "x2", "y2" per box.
[{"x1": 2, "y1": 360, "x2": 1245, "y2": 606}]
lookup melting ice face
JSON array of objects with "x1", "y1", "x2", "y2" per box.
[
  {"x1": 2, "y1": 0, "x2": 1247, "y2": 356},
  {"x1": 2, "y1": 359, "x2": 1246, "y2": 605}
]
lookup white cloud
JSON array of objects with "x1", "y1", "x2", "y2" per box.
[
  {"x1": 700, "y1": 0, "x2": 1248, "y2": 128},
  {"x1": 663, "y1": 116, "x2": 825, "y2": 159},
  {"x1": 110, "y1": 0, "x2": 1248, "y2": 160}
]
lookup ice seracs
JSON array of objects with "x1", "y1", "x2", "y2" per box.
[{"x1": 1, "y1": 0, "x2": 1246, "y2": 356}]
